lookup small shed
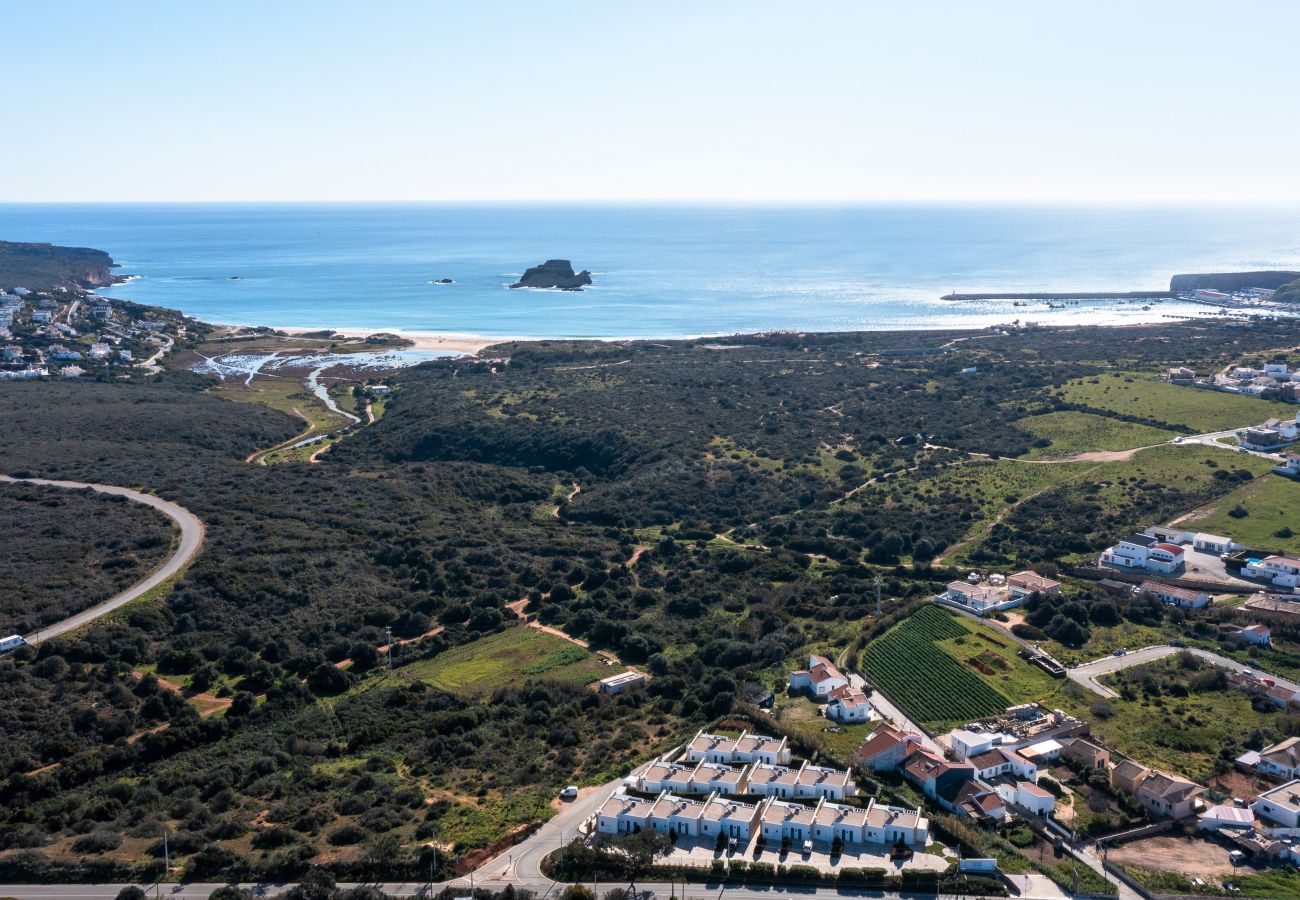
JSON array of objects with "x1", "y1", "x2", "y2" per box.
[{"x1": 599, "y1": 671, "x2": 646, "y2": 695}]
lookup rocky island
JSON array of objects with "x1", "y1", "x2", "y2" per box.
[{"x1": 509, "y1": 259, "x2": 592, "y2": 291}]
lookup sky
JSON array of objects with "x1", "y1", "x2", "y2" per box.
[{"x1": 5, "y1": 0, "x2": 1300, "y2": 203}]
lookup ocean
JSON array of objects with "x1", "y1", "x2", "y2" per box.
[{"x1": 1, "y1": 203, "x2": 1298, "y2": 337}]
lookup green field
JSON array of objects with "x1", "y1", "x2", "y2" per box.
[
  {"x1": 1059, "y1": 372, "x2": 1295, "y2": 432},
  {"x1": 1017, "y1": 411, "x2": 1175, "y2": 459},
  {"x1": 401, "y1": 626, "x2": 617, "y2": 698},
  {"x1": 1175, "y1": 472, "x2": 1300, "y2": 555},
  {"x1": 933, "y1": 619, "x2": 1062, "y2": 703},
  {"x1": 861, "y1": 606, "x2": 1011, "y2": 727}
]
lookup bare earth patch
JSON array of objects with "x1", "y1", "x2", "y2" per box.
[{"x1": 1108, "y1": 835, "x2": 1236, "y2": 877}]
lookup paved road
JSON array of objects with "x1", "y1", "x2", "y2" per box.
[
  {"x1": 0, "y1": 476, "x2": 205, "y2": 644},
  {"x1": 1068, "y1": 644, "x2": 1300, "y2": 699},
  {"x1": 1175, "y1": 430, "x2": 1285, "y2": 462},
  {"x1": 850, "y1": 674, "x2": 945, "y2": 756}
]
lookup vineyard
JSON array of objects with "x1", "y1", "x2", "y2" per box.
[{"x1": 861, "y1": 605, "x2": 1011, "y2": 725}]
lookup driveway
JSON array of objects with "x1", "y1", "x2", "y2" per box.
[
  {"x1": 0, "y1": 476, "x2": 205, "y2": 644},
  {"x1": 1068, "y1": 645, "x2": 1300, "y2": 699},
  {"x1": 850, "y1": 673, "x2": 945, "y2": 756}
]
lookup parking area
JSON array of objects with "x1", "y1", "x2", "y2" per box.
[
  {"x1": 658, "y1": 834, "x2": 953, "y2": 875},
  {"x1": 1178, "y1": 545, "x2": 1255, "y2": 587}
]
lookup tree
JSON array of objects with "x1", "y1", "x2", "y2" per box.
[{"x1": 116, "y1": 888, "x2": 146, "y2": 900}]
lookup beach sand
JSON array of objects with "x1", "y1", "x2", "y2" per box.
[{"x1": 279, "y1": 327, "x2": 516, "y2": 355}]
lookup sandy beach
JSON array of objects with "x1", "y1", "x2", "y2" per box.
[{"x1": 276, "y1": 327, "x2": 518, "y2": 355}]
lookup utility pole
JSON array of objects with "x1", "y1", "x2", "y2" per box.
[
  {"x1": 163, "y1": 829, "x2": 170, "y2": 881},
  {"x1": 385, "y1": 626, "x2": 393, "y2": 671},
  {"x1": 874, "y1": 572, "x2": 883, "y2": 617}
]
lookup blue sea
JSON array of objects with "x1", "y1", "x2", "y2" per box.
[{"x1": 1, "y1": 203, "x2": 1298, "y2": 337}]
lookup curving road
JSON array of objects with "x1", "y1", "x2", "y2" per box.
[
  {"x1": 1068, "y1": 644, "x2": 1300, "y2": 699},
  {"x1": 0, "y1": 476, "x2": 205, "y2": 644}
]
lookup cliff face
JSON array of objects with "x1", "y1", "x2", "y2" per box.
[
  {"x1": 509, "y1": 259, "x2": 593, "y2": 291},
  {"x1": 1169, "y1": 271, "x2": 1300, "y2": 292},
  {"x1": 0, "y1": 241, "x2": 120, "y2": 291}
]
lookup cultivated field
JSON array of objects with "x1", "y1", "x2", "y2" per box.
[{"x1": 861, "y1": 606, "x2": 1010, "y2": 726}]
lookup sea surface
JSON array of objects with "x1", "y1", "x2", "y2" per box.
[{"x1": 2, "y1": 204, "x2": 1299, "y2": 337}]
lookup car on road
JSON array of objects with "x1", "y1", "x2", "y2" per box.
[
  {"x1": 559, "y1": 786, "x2": 579, "y2": 801},
  {"x1": 1113, "y1": 648, "x2": 1127, "y2": 656},
  {"x1": 0, "y1": 634, "x2": 26, "y2": 654}
]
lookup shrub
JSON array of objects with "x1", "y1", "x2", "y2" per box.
[{"x1": 72, "y1": 830, "x2": 122, "y2": 854}]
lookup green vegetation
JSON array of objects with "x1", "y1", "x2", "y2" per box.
[
  {"x1": 1119, "y1": 862, "x2": 1300, "y2": 899},
  {"x1": 1177, "y1": 472, "x2": 1300, "y2": 554},
  {"x1": 0, "y1": 240, "x2": 116, "y2": 291},
  {"x1": 0, "y1": 480, "x2": 174, "y2": 635},
  {"x1": 770, "y1": 693, "x2": 879, "y2": 759},
  {"x1": 4, "y1": 316, "x2": 1300, "y2": 881},
  {"x1": 1059, "y1": 371, "x2": 1295, "y2": 432},
  {"x1": 1017, "y1": 410, "x2": 1174, "y2": 459},
  {"x1": 1089, "y1": 653, "x2": 1297, "y2": 781},
  {"x1": 861, "y1": 606, "x2": 1010, "y2": 726},
  {"x1": 402, "y1": 626, "x2": 614, "y2": 697}
]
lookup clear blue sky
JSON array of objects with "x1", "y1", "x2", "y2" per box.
[{"x1": 8, "y1": 1, "x2": 1300, "y2": 203}]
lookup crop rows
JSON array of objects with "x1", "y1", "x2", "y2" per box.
[{"x1": 862, "y1": 606, "x2": 1009, "y2": 724}]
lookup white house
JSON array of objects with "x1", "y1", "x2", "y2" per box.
[
  {"x1": 1243, "y1": 556, "x2": 1300, "y2": 590},
  {"x1": 684, "y1": 729, "x2": 791, "y2": 766},
  {"x1": 1239, "y1": 624, "x2": 1272, "y2": 646},
  {"x1": 596, "y1": 790, "x2": 656, "y2": 835},
  {"x1": 1138, "y1": 581, "x2": 1211, "y2": 609},
  {"x1": 1192, "y1": 533, "x2": 1235, "y2": 554},
  {"x1": 759, "y1": 797, "x2": 816, "y2": 843},
  {"x1": 1101, "y1": 533, "x2": 1184, "y2": 575},
  {"x1": 1253, "y1": 781, "x2": 1300, "y2": 828},
  {"x1": 1275, "y1": 454, "x2": 1300, "y2": 478},
  {"x1": 599, "y1": 671, "x2": 645, "y2": 694},
  {"x1": 968, "y1": 748, "x2": 1038, "y2": 782},
  {"x1": 639, "y1": 758, "x2": 695, "y2": 794},
  {"x1": 996, "y1": 781, "x2": 1054, "y2": 817},
  {"x1": 745, "y1": 763, "x2": 801, "y2": 799},
  {"x1": 1007, "y1": 571, "x2": 1062, "y2": 600},
  {"x1": 825, "y1": 684, "x2": 873, "y2": 723},
  {"x1": 789, "y1": 654, "x2": 849, "y2": 697},
  {"x1": 811, "y1": 799, "x2": 868, "y2": 845},
  {"x1": 942, "y1": 581, "x2": 1010, "y2": 613},
  {"x1": 646, "y1": 793, "x2": 706, "y2": 837},
  {"x1": 698, "y1": 795, "x2": 761, "y2": 840},
  {"x1": 794, "y1": 762, "x2": 856, "y2": 801},
  {"x1": 863, "y1": 799, "x2": 929, "y2": 847},
  {"x1": 1258, "y1": 738, "x2": 1300, "y2": 781},
  {"x1": 688, "y1": 760, "x2": 748, "y2": 795}
]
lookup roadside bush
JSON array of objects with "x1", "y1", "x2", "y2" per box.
[{"x1": 72, "y1": 830, "x2": 122, "y2": 853}]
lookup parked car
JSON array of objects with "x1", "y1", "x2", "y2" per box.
[
  {"x1": 559, "y1": 786, "x2": 579, "y2": 801},
  {"x1": 1113, "y1": 648, "x2": 1127, "y2": 656}
]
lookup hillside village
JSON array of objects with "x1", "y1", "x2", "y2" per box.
[{"x1": 0, "y1": 287, "x2": 187, "y2": 379}]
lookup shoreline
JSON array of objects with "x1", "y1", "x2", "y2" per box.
[{"x1": 224, "y1": 312, "x2": 1225, "y2": 355}]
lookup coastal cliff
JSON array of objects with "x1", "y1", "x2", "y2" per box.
[
  {"x1": 510, "y1": 259, "x2": 593, "y2": 291},
  {"x1": 1169, "y1": 271, "x2": 1300, "y2": 292},
  {"x1": 0, "y1": 240, "x2": 120, "y2": 291}
]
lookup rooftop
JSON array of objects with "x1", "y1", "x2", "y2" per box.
[{"x1": 1257, "y1": 780, "x2": 1300, "y2": 814}]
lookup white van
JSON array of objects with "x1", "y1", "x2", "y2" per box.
[
  {"x1": 0, "y1": 635, "x2": 26, "y2": 653},
  {"x1": 560, "y1": 786, "x2": 579, "y2": 801}
]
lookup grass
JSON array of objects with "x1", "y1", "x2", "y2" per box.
[
  {"x1": 769, "y1": 693, "x2": 879, "y2": 761},
  {"x1": 1059, "y1": 372, "x2": 1296, "y2": 432},
  {"x1": 933, "y1": 618, "x2": 1061, "y2": 703},
  {"x1": 400, "y1": 625, "x2": 617, "y2": 698},
  {"x1": 1119, "y1": 862, "x2": 1300, "y2": 899},
  {"x1": 1175, "y1": 472, "x2": 1300, "y2": 554},
  {"x1": 1016, "y1": 410, "x2": 1174, "y2": 459}
]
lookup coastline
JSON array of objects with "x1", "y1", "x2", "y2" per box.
[{"x1": 278, "y1": 326, "x2": 512, "y2": 355}]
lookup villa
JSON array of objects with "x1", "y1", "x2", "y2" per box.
[
  {"x1": 1243, "y1": 555, "x2": 1300, "y2": 590},
  {"x1": 683, "y1": 729, "x2": 791, "y2": 766},
  {"x1": 825, "y1": 684, "x2": 874, "y2": 723},
  {"x1": 1100, "y1": 533, "x2": 1184, "y2": 575},
  {"x1": 788, "y1": 654, "x2": 849, "y2": 697}
]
